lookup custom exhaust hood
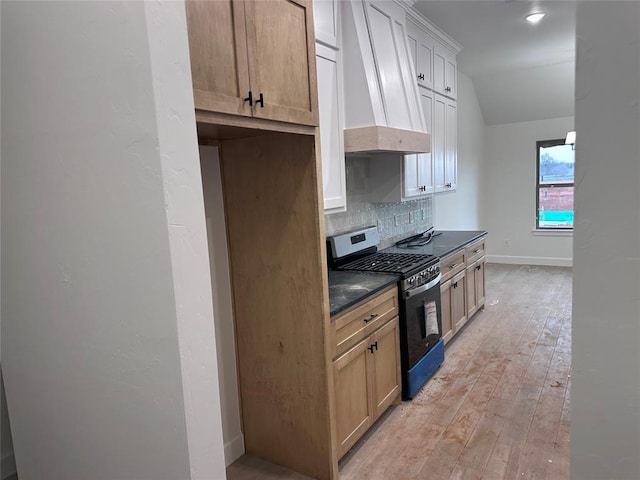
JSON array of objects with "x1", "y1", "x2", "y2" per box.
[{"x1": 341, "y1": 0, "x2": 430, "y2": 155}]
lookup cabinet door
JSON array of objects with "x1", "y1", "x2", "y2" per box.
[
  {"x1": 434, "y1": 44, "x2": 457, "y2": 99},
  {"x1": 440, "y1": 279, "x2": 453, "y2": 344},
  {"x1": 185, "y1": 0, "x2": 252, "y2": 116},
  {"x1": 313, "y1": 0, "x2": 338, "y2": 48},
  {"x1": 364, "y1": 1, "x2": 424, "y2": 131},
  {"x1": 476, "y1": 259, "x2": 486, "y2": 309},
  {"x1": 244, "y1": 0, "x2": 319, "y2": 126},
  {"x1": 316, "y1": 44, "x2": 346, "y2": 211},
  {"x1": 466, "y1": 263, "x2": 479, "y2": 318},
  {"x1": 433, "y1": 94, "x2": 446, "y2": 192},
  {"x1": 333, "y1": 337, "x2": 373, "y2": 459},
  {"x1": 404, "y1": 87, "x2": 434, "y2": 198},
  {"x1": 407, "y1": 23, "x2": 434, "y2": 90},
  {"x1": 444, "y1": 98, "x2": 457, "y2": 191},
  {"x1": 370, "y1": 317, "x2": 401, "y2": 418},
  {"x1": 451, "y1": 270, "x2": 467, "y2": 332}
]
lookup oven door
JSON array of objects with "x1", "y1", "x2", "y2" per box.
[{"x1": 402, "y1": 274, "x2": 442, "y2": 369}]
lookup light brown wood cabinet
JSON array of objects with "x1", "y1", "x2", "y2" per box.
[
  {"x1": 331, "y1": 286, "x2": 401, "y2": 459},
  {"x1": 185, "y1": 0, "x2": 318, "y2": 128},
  {"x1": 440, "y1": 235, "x2": 486, "y2": 345}
]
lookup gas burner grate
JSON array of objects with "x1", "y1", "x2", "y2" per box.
[{"x1": 337, "y1": 252, "x2": 436, "y2": 274}]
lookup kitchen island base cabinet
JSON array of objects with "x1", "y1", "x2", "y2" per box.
[{"x1": 331, "y1": 287, "x2": 401, "y2": 460}]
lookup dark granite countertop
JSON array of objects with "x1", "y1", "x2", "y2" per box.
[
  {"x1": 381, "y1": 230, "x2": 488, "y2": 258},
  {"x1": 328, "y1": 270, "x2": 399, "y2": 317}
]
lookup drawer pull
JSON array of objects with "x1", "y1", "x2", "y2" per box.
[
  {"x1": 368, "y1": 341, "x2": 378, "y2": 353},
  {"x1": 448, "y1": 263, "x2": 459, "y2": 269},
  {"x1": 363, "y1": 313, "x2": 379, "y2": 323},
  {"x1": 473, "y1": 248, "x2": 482, "y2": 253}
]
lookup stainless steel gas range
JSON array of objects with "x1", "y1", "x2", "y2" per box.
[{"x1": 327, "y1": 226, "x2": 444, "y2": 399}]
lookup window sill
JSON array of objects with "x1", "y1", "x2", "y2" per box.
[{"x1": 531, "y1": 229, "x2": 573, "y2": 237}]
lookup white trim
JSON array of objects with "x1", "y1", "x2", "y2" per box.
[
  {"x1": 531, "y1": 229, "x2": 573, "y2": 237},
  {"x1": 486, "y1": 255, "x2": 572, "y2": 267},
  {"x1": 1, "y1": 452, "x2": 17, "y2": 480},
  {"x1": 404, "y1": 5, "x2": 463, "y2": 54},
  {"x1": 224, "y1": 433, "x2": 245, "y2": 467}
]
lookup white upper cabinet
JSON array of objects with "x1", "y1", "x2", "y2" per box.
[
  {"x1": 314, "y1": 0, "x2": 339, "y2": 48},
  {"x1": 315, "y1": 0, "x2": 347, "y2": 212},
  {"x1": 316, "y1": 43, "x2": 347, "y2": 212},
  {"x1": 434, "y1": 44, "x2": 457, "y2": 99},
  {"x1": 433, "y1": 93, "x2": 457, "y2": 192},
  {"x1": 407, "y1": 20, "x2": 434, "y2": 91}
]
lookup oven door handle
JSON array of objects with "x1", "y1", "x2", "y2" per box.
[{"x1": 403, "y1": 273, "x2": 442, "y2": 299}]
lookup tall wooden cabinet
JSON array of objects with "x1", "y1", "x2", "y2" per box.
[{"x1": 186, "y1": 0, "x2": 318, "y2": 128}]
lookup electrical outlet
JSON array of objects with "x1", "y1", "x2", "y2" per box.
[{"x1": 503, "y1": 238, "x2": 509, "y2": 247}]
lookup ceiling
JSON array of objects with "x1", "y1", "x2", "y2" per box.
[{"x1": 412, "y1": 0, "x2": 577, "y2": 125}]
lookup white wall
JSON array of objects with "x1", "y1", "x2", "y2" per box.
[
  {"x1": 571, "y1": 2, "x2": 640, "y2": 478},
  {"x1": 200, "y1": 147, "x2": 245, "y2": 466},
  {"x1": 434, "y1": 73, "x2": 485, "y2": 231},
  {"x1": 1, "y1": 2, "x2": 225, "y2": 478},
  {"x1": 483, "y1": 116, "x2": 574, "y2": 266}
]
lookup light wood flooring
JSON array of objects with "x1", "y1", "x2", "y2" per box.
[{"x1": 227, "y1": 263, "x2": 572, "y2": 480}]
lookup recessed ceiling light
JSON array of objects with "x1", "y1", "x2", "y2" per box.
[{"x1": 525, "y1": 12, "x2": 546, "y2": 24}]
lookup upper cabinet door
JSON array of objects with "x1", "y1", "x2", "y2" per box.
[
  {"x1": 185, "y1": 0, "x2": 252, "y2": 117},
  {"x1": 434, "y1": 44, "x2": 457, "y2": 99},
  {"x1": 314, "y1": 0, "x2": 339, "y2": 47},
  {"x1": 364, "y1": 1, "x2": 424, "y2": 131},
  {"x1": 407, "y1": 22, "x2": 434, "y2": 91},
  {"x1": 244, "y1": 0, "x2": 319, "y2": 126}
]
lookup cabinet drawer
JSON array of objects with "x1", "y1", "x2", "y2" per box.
[
  {"x1": 440, "y1": 249, "x2": 466, "y2": 283},
  {"x1": 330, "y1": 285, "x2": 398, "y2": 359},
  {"x1": 466, "y1": 237, "x2": 486, "y2": 265}
]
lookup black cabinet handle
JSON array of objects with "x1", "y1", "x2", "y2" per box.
[
  {"x1": 453, "y1": 281, "x2": 458, "y2": 288},
  {"x1": 368, "y1": 341, "x2": 378, "y2": 353},
  {"x1": 476, "y1": 265, "x2": 482, "y2": 271},
  {"x1": 445, "y1": 183, "x2": 452, "y2": 188},
  {"x1": 445, "y1": 86, "x2": 452, "y2": 92},
  {"x1": 363, "y1": 313, "x2": 378, "y2": 323},
  {"x1": 418, "y1": 73, "x2": 425, "y2": 81},
  {"x1": 256, "y1": 93, "x2": 264, "y2": 108},
  {"x1": 244, "y1": 91, "x2": 253, "y2": 106}
]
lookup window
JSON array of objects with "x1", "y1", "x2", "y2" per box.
[{"x1": 536, "y1": 138, "x2": 575, "y2": 229}]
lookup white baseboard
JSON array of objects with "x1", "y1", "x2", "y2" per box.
[
  {"x1": 1, "y1": 452, "x2": 16, "y2": 480},
  {"x1": 224, "y1": 433, "x2": 245, "y2": 467},
  {"x1": 486, "y1": 255, "x2": 572, "y2": 267}
]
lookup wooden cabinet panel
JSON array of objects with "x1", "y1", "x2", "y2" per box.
[
  {"x1": 370, "y1": 317, "x2": 401, "y2": 418},
  {"x1": 451, "y1": 270, "x2": 467, "y2": 332},
  {"x1": 185, "y1": 0, "x2": 251, "y2": 116},
  {"x1": 440, "y1": 279, "x2": 453, "y2": 344},
  {"x1": 466, "y1": 237, "x2": 486, "y2": 265},
  {"x1": 245, "y1": 0, "x2": 318, "y2": 126},
  {"x1": 333, "y1": 337, "x2": 373, "y2": 459},
  {"x1": 466, "y1": 263, "x2": 479, "y2": 318}
]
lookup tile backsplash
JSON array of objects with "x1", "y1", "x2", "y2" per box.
[{"x1": 325, "y1": 157, "x2": 433, "y2": 249}]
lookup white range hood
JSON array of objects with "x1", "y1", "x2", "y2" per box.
[{"x1": 341, "y1": 0, "x2": 430, "y2": 155}]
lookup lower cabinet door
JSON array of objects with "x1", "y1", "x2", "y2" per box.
[
  {"x1": 466, "y1": 263, "x2": 479, "y2": 318},
  {"x1": 451, "y1": 270, "x2": 467, "y2": 331},
  {"x1": 333, "y1": 337, "x2": 373, "y2": 458},
  {"x1": 370, "y1": 317, "x2": 401, "y2": 418},
  {"x1": 440, "y1": 279, "x2": 453, "y2": 344},
  {"x1": 476, "y1": 259, "x2": 486, "y2": 309}
]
